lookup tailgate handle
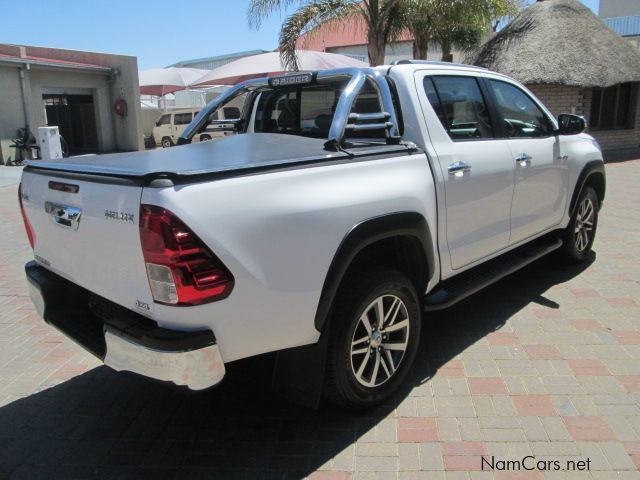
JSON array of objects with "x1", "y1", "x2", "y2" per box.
[{"x1": 45, "y1": 202, "x2": 82, "y2": 231}]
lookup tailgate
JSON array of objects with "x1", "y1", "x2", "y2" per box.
[{"x1": 20, "y1": 170, "x2": 155, "y2": 317}]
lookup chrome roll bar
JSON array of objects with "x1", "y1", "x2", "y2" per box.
[
  {"x1": 179, "y1": 77, "x2": 268, "y2": 144},
  {"x1": 178, "y1": 67, "x2": 400, "y2": 150}
]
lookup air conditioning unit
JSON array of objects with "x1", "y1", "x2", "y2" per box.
[{"x1": 38, "y1": 126, "x2": 63, "y2": 161}]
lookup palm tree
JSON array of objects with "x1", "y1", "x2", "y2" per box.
[
  {"x1": 248, "y1": 0, "x2": 407, "y2": 70},
  {"x1": 407, "y1": 0, "x2": 518, "y2": 61}
]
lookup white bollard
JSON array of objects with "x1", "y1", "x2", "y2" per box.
[{"x1": 38, "y1": 126, "x2": 63, "y2": 161}]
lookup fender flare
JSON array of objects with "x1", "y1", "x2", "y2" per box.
[
  {"x1": 314, "y1": 211, "x2": 434, "y2": 332},
  {"x1": 569, "y1": 160, "x2": 606, "y2": 216}
]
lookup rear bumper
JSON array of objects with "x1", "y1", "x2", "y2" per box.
[{"x1": 25, "y1": 261, "x2": 225, "y2": 390}]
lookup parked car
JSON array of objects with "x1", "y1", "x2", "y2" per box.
[
  {"x1": 20, "y1": 62, "x2": 605, "y2": 408},
  {"x1": 153, "y1": 106, "x2": 241, "y2": 148}
]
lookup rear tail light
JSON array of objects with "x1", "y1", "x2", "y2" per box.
[
  {"x1": 18, "y1": 183, "x2": 35, "y2": 249},
  {"x1": 139, "y1": 205, "x2": 233, "y2": 305}
]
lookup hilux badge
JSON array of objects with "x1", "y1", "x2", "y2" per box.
[{"x1": 104, "y1": 210, "x2": 135, "y2": 224}]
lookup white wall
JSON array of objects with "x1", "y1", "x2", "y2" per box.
[
  {"x1": 327, "y1": 41, "x2": 465, "y2": 65},
  {"x1": 0, "y1": 66, "x2": 26, "y2": 164},
  {"x1": 29, "y1": 69, "x2": 115, "y2": 151},
  {"x1": 0, "y1": 45, "x2": 143, "y2": 155}
]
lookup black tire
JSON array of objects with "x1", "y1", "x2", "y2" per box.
[
  {"x1": 200, "y1": 134, "x2": 212, "y2": 142},
  {"x1": 324, "y1": 267, "x2": 421, "y2": 409},
  {"x1": 560, "y1": 185, "x2": 599, "y2": 263},
  {"x1": 161, "y1": 137, "x2": 173, "y2": 148}
]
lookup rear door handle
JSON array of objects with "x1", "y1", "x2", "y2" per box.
[
  {"x1": 515, "y1": 153, "x2": 532, "y2": 166},
  {"x1": 448, "y1": 161, "x2": 472, "y2": 176}
]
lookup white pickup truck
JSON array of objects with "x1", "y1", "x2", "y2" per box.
[{"x1": 20, "y1": 62, "x2": 605, "y2": 408}]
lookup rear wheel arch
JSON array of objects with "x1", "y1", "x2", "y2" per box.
[{"x1": 314, "y1": 212, "x2": 433, "y2": 332}]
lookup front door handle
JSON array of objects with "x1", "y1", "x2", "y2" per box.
[
  {"x1": 448, "y1": 161, "x2": 472, "y2": 176},
  {"x1": 515, "y1": 153, "x2": 532, "y2": 167}
]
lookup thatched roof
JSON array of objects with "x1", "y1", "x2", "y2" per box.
[{"x1": 466, "y1": 0, "x2": 640, "y2": 88}]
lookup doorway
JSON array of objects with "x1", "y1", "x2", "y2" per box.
[{"x1": 43, "y1": 94, "x2": 99, "y2": 154}]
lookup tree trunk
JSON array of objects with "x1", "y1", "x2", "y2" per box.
[
  {"x1": 413, "y1": 37, "x2": 429, "y2": 60},
  {"x1": 440, "y1": 40, "x2": 453, "y2": 62},
  {"x1": 367, "y1": 32, "x2": 386, "y2": 66}
]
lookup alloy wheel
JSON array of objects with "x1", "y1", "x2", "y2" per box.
[
  {"x1": 350, "y1": 294, "x2": 410, "y2": 388},
  {"x1": 574, "y1": 197, "x2": 595, "y2": 252}
]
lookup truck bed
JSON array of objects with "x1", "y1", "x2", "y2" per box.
[{"x1": 24, "y1": 133, "x2": 413, "y2": 182}]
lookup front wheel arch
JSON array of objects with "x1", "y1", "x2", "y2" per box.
[{"x1": 569, "y1": 161, "x2": 606, "y2": 217}]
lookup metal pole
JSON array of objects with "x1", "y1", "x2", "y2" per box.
[
  {"x1": 107, "y1": 71, "x2": 119, "y2": 151},
  {"x1": 18, "y1": 66, "x2": 33, "y2": 134}
]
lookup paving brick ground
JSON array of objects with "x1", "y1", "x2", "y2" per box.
[{"x1": 0, "y1": 161, "x2": 639, "y2": 479}]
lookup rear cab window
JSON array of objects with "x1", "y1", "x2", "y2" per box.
[
  {"x1": 252, "y1": 78, "x2": 394, "y2": 143},
  {"x1": 424, "y1": 76, "x2": 494, "y2": 140}
]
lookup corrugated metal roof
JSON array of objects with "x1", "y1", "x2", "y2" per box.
[
  {"x1": 168, "y1": 50, "x2": 270, "y2": 68},
  {"x1": 604, "y1": 15, "x2": 640, "y2": 37}
]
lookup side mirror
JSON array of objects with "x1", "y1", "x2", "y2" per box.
[{"x1": 557, "y1": 114, "x2": 587, "y2": 135}]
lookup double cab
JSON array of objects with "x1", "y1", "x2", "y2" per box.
[{"x1": 20, "y1": 62, "x2": 605, "y2": 408}]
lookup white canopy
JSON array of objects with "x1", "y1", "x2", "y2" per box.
[
  {"x1": 192, "y1": 50, "x2": 369, "y2": 86},
  {"x1": 139, "y1": 67, "x2": 210, "y2": 96}
]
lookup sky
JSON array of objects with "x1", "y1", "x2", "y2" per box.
[{"x1": 0, "y1": 0, "x2": 600, "y2": 70}]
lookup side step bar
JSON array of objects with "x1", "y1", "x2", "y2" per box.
[{"x1": 424, "y1": 236, "x2": 563, "y2": 311}]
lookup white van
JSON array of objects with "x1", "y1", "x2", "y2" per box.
[{"x1": 153, "y1": 106, "x2": 242, "y2": 148}]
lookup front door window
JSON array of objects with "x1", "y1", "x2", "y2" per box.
[{"x1": 488, "y1": 80, "x2": 553, "y2": 138}]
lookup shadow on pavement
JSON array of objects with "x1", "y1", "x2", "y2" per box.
[{"x1": 0, "y1": 253, "x2": 594, "y2": 480}]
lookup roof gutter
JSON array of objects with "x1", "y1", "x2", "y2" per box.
[{"x1": 0, "y1": 55, "x2": 112, "y2": 74}]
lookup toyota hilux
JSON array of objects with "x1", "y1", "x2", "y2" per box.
[{"x1": 20, "y1": 62, "x2": 605, "y2": 408}]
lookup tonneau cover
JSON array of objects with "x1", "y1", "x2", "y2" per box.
[{"x1": 24, "y1": 133, "x2": 411, "y2": 179}]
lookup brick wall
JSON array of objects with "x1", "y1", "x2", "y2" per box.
[
  {"x1": 527, "y1": 84, "x2": 587, "y2": 117},
  {"x1": 527, "y1": 83, "x2": 640, "y2": 151}
]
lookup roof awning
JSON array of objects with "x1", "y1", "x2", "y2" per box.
[{"x1": 0, "y1": 53, "x2": 112, "y2": 73}]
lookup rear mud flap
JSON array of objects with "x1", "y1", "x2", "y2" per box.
[{"x1": 271, "y1": 329, "x2": 329, "y2": 410}]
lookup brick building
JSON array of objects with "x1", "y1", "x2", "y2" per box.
[
  {"x1": 295, "y1": 14, "x2": 466, "y2": 65},
  {"x1": 468, "y1": 0, "x2": 640, "y2": 151}
]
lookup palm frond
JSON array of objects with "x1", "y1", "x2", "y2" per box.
[
  {"x1": 279, "y1": 0, "x2": 358, "y2": 70},
  {"x1": 248, "y1": 0, "x2": 305, "y2": 29},
  {"x1": 407, "y1": 0, "x2": 518, "y2": 55},
  {"x1": 380, "y1": 0, "x2": 410, "y2": 43}
]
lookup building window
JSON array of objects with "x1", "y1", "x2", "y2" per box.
[{"x1": 590, "y1": 83, "x2": 636, "y2": 130}]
